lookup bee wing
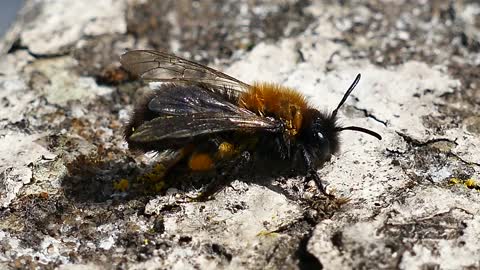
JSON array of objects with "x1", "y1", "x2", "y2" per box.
[
  {"x1": 129, "y1": 85, "x2": 281, "y2": 143},
  {"x1": 129, "y1": 113, "x2": 280, "y2": 142},
  {"x1": 147, "y1": 85, "x2": 243, "y2": 116},
  {"x1": 120, "y1": 50, "x2": 250, "y2": 93}
]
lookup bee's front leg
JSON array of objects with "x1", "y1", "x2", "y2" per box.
[{"x1": 299, "y1": 145, "x2": 334, "y2": 198}]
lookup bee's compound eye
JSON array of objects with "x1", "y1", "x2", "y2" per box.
[{"x1": 314, "y1": 131, "x2": 331, "y2": 162}]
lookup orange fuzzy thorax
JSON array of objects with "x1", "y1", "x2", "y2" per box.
[{"x1": 239, "y1": 82, "x2": 308, "y2": 136}]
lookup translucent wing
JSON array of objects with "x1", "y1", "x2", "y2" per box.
[
  {"x1": 129, "y1": 113, "x2": 280, "y2": 143},
  {"x1": 120, "y1": 50, "x2": 250, "y2": 93},
  {"x1": 147, "y1": 84, "x2": 244, "y2": 116},
  {"x1": 129, "y1": 85, "x2": 281, "y2": 143}
]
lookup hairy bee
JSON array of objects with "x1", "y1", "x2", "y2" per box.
[{"x1": 120, "y1": 50, "x2": 381, "y2": 199}]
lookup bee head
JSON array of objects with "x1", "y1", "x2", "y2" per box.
[
  {"x1": 302, "y1": 74, "x2": 381, "y2": 164},
  {"x1": 302, "y1": 110, "x2": 340, "y2": 163}
]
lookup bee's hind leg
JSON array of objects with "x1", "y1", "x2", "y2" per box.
[{"x1": 191, "y1": 151, "x2": 251, "y2": 202}]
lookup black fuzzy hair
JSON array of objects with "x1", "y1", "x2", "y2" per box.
[
  {"x1": 301, "y1": 109, "x2": 341, "y2": 156},
  {"x1": 124, "y1": 91, "x2": 158, "y2": 142}
]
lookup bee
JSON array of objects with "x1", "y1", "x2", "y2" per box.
[{"x1": 120, "y1": 50, "x2": 381, "y2": 200}]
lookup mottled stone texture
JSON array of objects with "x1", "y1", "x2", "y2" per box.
[{"x1": 0, "y1": 0, "x2": 479, "y2": 269}]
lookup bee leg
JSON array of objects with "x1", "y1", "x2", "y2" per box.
[
  {"x1": 299, "y1": 145, "x2": 334, "y2": 198},
  {"x1": 191, "y1": 151, "x2": 251, "y2": 202},
  {"x1": 161, "y1": 150, "x2": 186, "y2": 175},
  {"x1": 275, "y1": 135, "x2": 290, "y2": 160},
  {"x1": 307, "y1": 171, "x2": 335, "y2": 198}
]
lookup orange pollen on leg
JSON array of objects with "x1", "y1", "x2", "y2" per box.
[
  {"x1": 188, "y1": 153, "x2": 214, "y2": 171},
  {"x1": 216, "y1": 142, "x2": 235, "y2": 159}
]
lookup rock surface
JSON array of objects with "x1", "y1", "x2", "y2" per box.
[{"x1": 0, "y1": 0, "x2": 479, "y2": 269}]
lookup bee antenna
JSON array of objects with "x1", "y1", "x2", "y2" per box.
[
  {"x1": 337, "y1": 126, "x2": 382, "y2": 140},
  {"x1": 332, "y1": 74, "x2": 361, "y2": 117}
]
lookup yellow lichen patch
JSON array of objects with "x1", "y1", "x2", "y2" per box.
[
  {"x1": 142, "y1": 172, "x2": 162, "y2": 182},
  {"x1": 449, "y1": 177, "x2": 480, "y2": 190},
  {"x1": 138, "y1": 163, "x2": 166, "y2": 182},
  {"x1": 152, "y1": 163, "x2": 167, "y2": 174},
  {"x1": 216, "y1": 142, "x2": 235, "y2": 159},
  {"x1": 114, "y1": 178, "x2": 130, "y2": 192},
  {"x1": 188, "y1": 153, "x2": 214, "y2": 171},
  {"x1": 464, "y1": 178, "x2": 477, "y2": 188},
  {"x1": 256, "y1": 230, "x2": 279, "y2": 238},
  {"x1": 448, "y1": 177, "x2": 461, "y2": 185},
  {"x1": 133, "y1": 163, "x2": 168, "y2": 193}
]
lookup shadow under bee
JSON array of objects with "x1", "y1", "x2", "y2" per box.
[
  {"x1": 60, "y1": 148, "x2": 329, "y2": 205},
  {"x1": 61, "y1": 153, "x2": 143, "y2": 203}
]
